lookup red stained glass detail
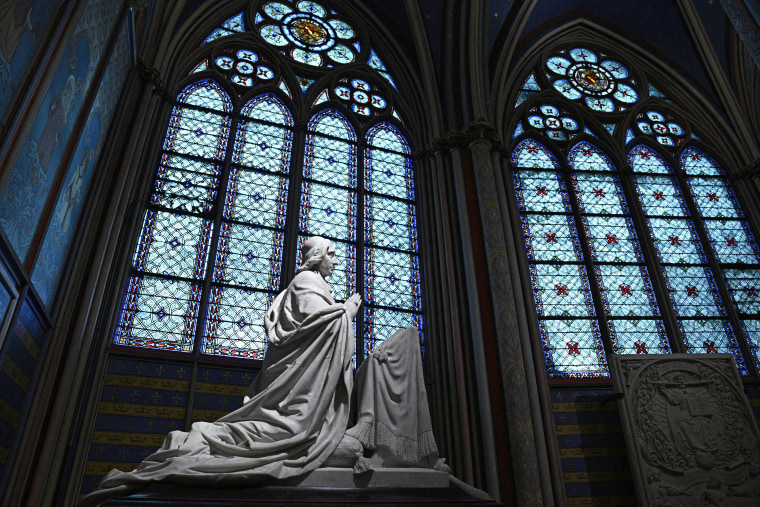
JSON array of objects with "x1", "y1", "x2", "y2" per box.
[
  {"x1": 639, "y1": 150, "x2": 651, "y2": 160},
  {"x1": 747, "y1": 287, "x2": 758, "y2": 297},
  {"x1": 567, "y1": 342, "x2": 580, "y2": 355},
  {"x1": 605, "y1": 234, "x2": 618, "y2": 244},
  {"x1": 704, "y1": 341, "x2": 717, "y2": 353},
  {"x1": 690, "y1": 152, "x2": 702, "y2": 161},
  {"x1": 593, "y1": 188, "x2": 605, "y2": 197},
  {"x1": 653, "y1": 191, "x2": 664, "y2": 200},
  {"x1": 545, "y1": 233, "x2": 557, "y2": 242},
  {"x1": 686, "y1": 285, "x2": 698, "y2": 297},
  {"x1": 707, "y1": 193, "x2": 718, "y2": 201},
  {"x1": 669, "y1": 236, "x2": 680, "y2": 246},
  {"x1": 725, "y1": 237, "x2": 737, "y2": 247},
  {"x1": 634, "y1": 342, "x2": 648, "y2": 354},
  {"x1": 654, "y1": 124, "x2": 667, "y2": 133},
  {"x1": 546, "y1": 118, "x2": 559, "y2": 128},
  {"x1": 527, "y1": 144, "x2": 539, "y2": 154},
  {"x1": 561, "y1": 86, "x2": 571, "y2": 94},
  {"x1": 536, "y1": 186, "x2": 548, "y2": 195},
  {"x1": 556, "y1": 284, "x2": 568, "y2": 295},
  {"x1": 620, "y1": 285, "x2": 632, "y2": 296}
]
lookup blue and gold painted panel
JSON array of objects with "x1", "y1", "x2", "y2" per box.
[
  {"x1": 0, "y1": 298, "x2": 47, "y2": 493},
  {"x1": 552, "y1": 387, "x2": 636, "y2": 507}
]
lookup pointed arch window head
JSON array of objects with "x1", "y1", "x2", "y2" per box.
[
  {"x1": 113, "y1": 3, "x2": 423, "y2": 363},
  {"x1": 511, "y1": 43, "x2": 760, "y2": 377}
]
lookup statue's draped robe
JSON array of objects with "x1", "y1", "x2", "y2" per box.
[{"x1": 81, "y1": 271, "x2": 355, "y2": 505}]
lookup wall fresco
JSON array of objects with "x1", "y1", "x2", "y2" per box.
[
  {"x1": 31, "y1": 16, "x2": 130, "y2": 309},
  {"x1": 0, "y1": 0, "x2": 62, "y2": 123},
  {"x1": 0, "y1": 0, "x2": 122, "y2": 264}
]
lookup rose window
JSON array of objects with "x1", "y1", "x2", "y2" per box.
[
  {"x1": 524, "y1": 104, "x2": 581, "y2": 142},
  {"x1": 213, "y1": 48, "x2": 275, "y2": 87},
  {"x1": 257, "y1": 1, "x2": 358, "y2": 67},
  {"x1": 634, "y1": 110, "x2": 687, "y2": 148},
  {"x1": 332, "y1": 78, "x2": 387, "y2": 116},
  {"x1": 546, "y1": 48, "x2": 638, "y2": 113}
]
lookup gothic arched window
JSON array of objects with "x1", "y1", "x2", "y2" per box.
[
  {"x1": 510, "y1": 45, "x2": 760, "y2": 378},
  {"x1": 113, "y1": 1, "x2": 423, "y2": 364}
]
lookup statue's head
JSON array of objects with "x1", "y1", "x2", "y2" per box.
[{"x1": 297, "y1": 236, "x2": 338, "y2": 278}]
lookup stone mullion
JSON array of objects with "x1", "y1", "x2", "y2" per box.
[{"x1": 463, "y1": 121, "x2": 546, "y2": 507}]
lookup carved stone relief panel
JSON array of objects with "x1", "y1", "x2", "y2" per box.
[{"x1": 610, "y1": 354, "x2": 760, "y2": 506}]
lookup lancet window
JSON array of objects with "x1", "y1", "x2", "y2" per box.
[
  {"x1": 510, "y1": 46, "x2": 760, "y2": 378},
  {"x1": 113, "y1": 1, "x2": 423, "y2": 364}
]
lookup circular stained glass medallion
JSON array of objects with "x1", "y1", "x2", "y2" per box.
[
  {"x1": 568, "y1": 63, "x2": 614, "y2": 96},
  {"x1": 283, "y1": 13, "x2": 335, "y2": 51}
]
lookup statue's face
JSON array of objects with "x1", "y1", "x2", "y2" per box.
[{"x1": 317, "y1": 244, "x2": 339, "y2": 278}]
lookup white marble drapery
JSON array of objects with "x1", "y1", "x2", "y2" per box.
[{"x1": 80, "y1": 269, "x2": 355, "y2": 505}]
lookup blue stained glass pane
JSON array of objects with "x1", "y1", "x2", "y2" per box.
[
  {"x1": 202, "y1": 286, "x2": 270, "y2": 359},
  {"x1": 680, "y1": 147, "x2": 723, "y2": 176},
  {"x1": 212, "y1": 224, "x2": 284, "y2": 290},
  {"x1": 114, "y1": 275, "x2": 201, "y2": 352},
  {"x1": 679, "y1": 319, "x2": 746, "y2": 374},
  {"x1": 570, "y1": 48, "x2": 597, "y2": 63},
  {"x1": 304, "y1": 111, "x2": 357, "y2": 187},
  {"x1": 741, "y1": 320, "x2": 760, "y2": 371},
  {"x1": 661, "y1": 265, "x2": 724, "y2": 317},
  {"x1": 296, "y1": 236, "x2": 355, "y2": 302},
  {"x1": 546, "y1": 57, "x2": 571, "y2": 75},
  {"x1": 364, "y1": 247, "x2": 420, "y2": 309},
  {"x1": 531, "y1": 263, "x2": 595, "y2": 317},
  {"x1": 582, "y1": 216, "x2": 642, "y2": 262},
  {"x1": 552, "y1": 80, "x2": 582, "y2": 100},
  {"x1": 702, "y1": 219, "x2": 760, "y2": 264},
  {"x1": 513, "y1": 170, "x2": 570, "y2": 214},
  {"x1": 151, "y1": 154, "x2": 220, "y2": 214},
  {"x1": 686, "y1": 177, "x2": 741, "y2": 219},
  {"x1": 177, "y1": 80, "x2": 232, "y2": 112},
  {"x1": 634, "y1": 175, "x2": 689, "y2": 217},
  {"x1": 132, "y1": 211, "x2": 212, "y2": 280},
  {"x1": 164, "y1": 106, "x2": 230, "y2": 160},
  {"x1": 234, "y1": 96, "x2": 293, "y2": 172},
  {"x1": 511, "y1": 139, "x2": 559, "y2": 169},
  {"x1": 594, "y1": 264, "x2": 658, "y2": 317},
  {"x1": 585, "y1": 97, "x2": 614, "y2": 112},
  {"x1": 364, "y1": 195, "x2": 416, "y2": 251},
  {"x1": 628, "y1": 145, "x2": 671, "y2": 174},
  {"x1": 568, "y1": 142, "x2": 614, "y2": 172},
  {"x1": 364, "y1": 147, "x2": 413, "y2": 200},
  {"x1": 539, "y1": 319, "x2": 607, "y2": 378},
  {"x1": 364, "y1": 307, "x2": 423, "y2": 356},
  {"x1": 608, "y1": 319, "x2": 670, "y2": 355},
  {"x1": 723, "y1": 269, "x2": 760, "y2": 314},
  {"x1": 223, "y1": 168, "x2": 288, "y2": 227},
  {"x1": 645, "y1": 218, "x2": 704, "y2": 264},
  {"x1": 298, "y1": 181, "x2": 356, "y2": 242},
  {"x1": 572, "y1": 173, "x2": 628, "y2": 214},
  {"x1": 521, "y1": 214, "x2": 583, "y2": 262}
]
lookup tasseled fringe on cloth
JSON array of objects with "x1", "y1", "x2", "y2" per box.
[{"x1": 346, "y1": 420, "x2": 438, "y2": 464}]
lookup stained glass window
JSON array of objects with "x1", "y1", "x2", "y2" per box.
[
  {"x1": 114, "y1": 80, "x2": 231, "y2": 351},
  {"x1": 512, "y1": 44, "x2": 760, "y2": 377},
  {"x1": 114, "y1": 5, "x2": 423, "y2": 365}
]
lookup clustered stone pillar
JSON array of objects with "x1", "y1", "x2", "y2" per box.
[{"x1": 417, "y1": 120, "x2": 559, "y2": 506}]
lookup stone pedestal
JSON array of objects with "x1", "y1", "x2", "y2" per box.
[
  {"x1": 611, "y1": 354, "x2": 760, "y2": 506},
  {"x1": 102, "y1": 468, "x2": 502, "y2": 506}
]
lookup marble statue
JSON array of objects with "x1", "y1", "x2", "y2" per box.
[{"x1": 80, "y1": 236, "x2": 440, "y2": 506}]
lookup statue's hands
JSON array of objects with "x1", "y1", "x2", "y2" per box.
[{"x1": 345, "y1": 293, "x2": 362, "y2": 320}]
